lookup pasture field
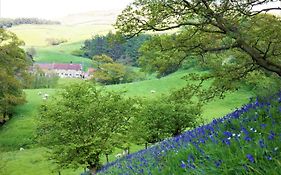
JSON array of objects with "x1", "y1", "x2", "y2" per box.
[
  {"x1": 0, "y1": 70, "x2": 253, "y2": 175},
  {"x1": 8, "y1": 24, "x2": 113, "y2": 47},
  {"x1": 8, "y1": 23, "x2": 113, "y2": 70},
  {"x1": 34, "y1": 46, "x2": 92, "y2": 71}
]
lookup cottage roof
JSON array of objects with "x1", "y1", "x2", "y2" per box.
[{"x1": 34, "y1": 63, "x2": 82, "y2": 71}]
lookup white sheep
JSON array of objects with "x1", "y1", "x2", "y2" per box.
[
  {"x1": 44, "y1": 94, "x2": 49, "y2": 99},
  {"x1": 115, "y1": 153, "x2": 122, "y2": 158},
  {"x1": 150, "y1": 90, "x2": 156, "y2": 93},
  {"x1": 122, "y1": 149, "x2": 129, "y2": 156},
  {"x1": 20, "y1": 147, "x2": 24, "y2": 151}
]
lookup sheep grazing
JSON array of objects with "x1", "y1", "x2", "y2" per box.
[
  {"x1": 115, "y1": 149, "x2": 129, "y2": 159},
  {"x1": 122, "y1": 149, "x2": 129, "y2": 156},
  {"x1": 43, "y1": 94, "x2": 49, "y2": 99},
  {"x1": 150, "y1": 90, "x2": 156, "y2": 93},
  {"x1": 38, "y1": 91, "x2": 42, "y2": 95},
  {"x1": 115, "y1": 153, "x2": 122, "y2": 158},
  {"x1": 19, "y1": 147, "x2": 24, "y2": 151}
]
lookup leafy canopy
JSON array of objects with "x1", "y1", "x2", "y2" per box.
[
  {"x1": 116, "y1": 0, "x2": 281, "y2": 97},
  {"x1": 0, "y1": 29, "x2": 30, "y2": 122},
  {"x1": 37, "y1": 83, "x2": 140, "y2": 172}
]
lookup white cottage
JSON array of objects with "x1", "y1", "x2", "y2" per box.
[{"x1": 34, "y1": 63, "x2": 84, "y2": 78}]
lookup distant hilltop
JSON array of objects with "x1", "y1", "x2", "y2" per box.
[
  {"x1": 58, "y1": 9, "x2": 122, "y2": 25},
  {"x1": 0, "y1": 18, "x2": 61, "y2": 28}
]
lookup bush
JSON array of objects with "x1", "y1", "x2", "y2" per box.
[{"x1": 46, "y1": 38, "x2": 67, "y2": 46}]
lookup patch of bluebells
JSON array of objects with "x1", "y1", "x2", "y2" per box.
[{"x1": 96, "y1": 92, "x2": 281, "y2": 175}]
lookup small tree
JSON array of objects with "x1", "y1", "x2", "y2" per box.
[
  {"x1": 37, "y1": 83, "x2": 139, "y2": 174},
  {"x1": 131, "y1": 91, "x2": 201, "y2": 146},
  {"x1": 92, "y1": 54, "x2": 139, "y2": 84}
]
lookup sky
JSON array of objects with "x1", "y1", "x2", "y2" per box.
[
  {"x1": 0, "y1": 0, "x2": 280, "y2": 19},
  {"x1": 1, "y1": 0, "x2": 134, "y2": 19}
]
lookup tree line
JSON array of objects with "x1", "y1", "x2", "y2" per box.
[
  {"x1": 37, "y1": 82, "x2": 201, "y2": 174},
  {"x1": 78, "y1": 32, "x2": 150, "y2": 66},
  {"x1": 0, "y1": 18, "x2": 61, "y2": 28}
]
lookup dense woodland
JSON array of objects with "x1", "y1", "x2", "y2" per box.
[
  {"x1": 0, "y1": 18, "x2": 60, "y2": 28},
  {"x1": 80, "y1": 33, "x2": 150, "y2": 66}
]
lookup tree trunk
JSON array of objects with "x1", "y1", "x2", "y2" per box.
[
  {"x1": 89, "y1": 166, "x2": 97, "y2": 175},
  {"x1": 237, "y1": 40, "x2": 281, "y2": 77},
  {"x1": 145, "y1": 142, "x2": 148, "y2": 149},
  {"x1": 106, "y1": 154, "x2": 109, "y2": 163},
  {"x1": 88, "y1": 154, "x2": 100, "y2": 175}
]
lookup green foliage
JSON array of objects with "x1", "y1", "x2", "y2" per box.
[
  {"x1": 0, "y1": 29, "x2": 31, "y2": 123},
  {"x1": 46, "y1": 38, "x2": 68, "y2": 46},
  {"x1": 82, "y1": 33, "x2": 150, "y2": 66},
  {"x1": 92, "y1": 55, "x2": 144, "y2": 85},
  {"x1": 116, "y1": 0, "x2": 281, "y2": 100},
  {"x1": 71, "y1": 49, "x2": 85, "y2": 57},
  {"x1": 0, "y1": 18, "x2": 60, "y2": 28},
  {"x1": 37, "y1": 83, "x2": 139, "y2": 172},
  {"x1": 30, "y1": 67, "x2": 59, "y2": 89},
  {"x1": 131, "y1": 90, "x2": 202, "y2": 145},
  {"x1": 139, "y1": 34, "x2": 190, "y2": 77}
]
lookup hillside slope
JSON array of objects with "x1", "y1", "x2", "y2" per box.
[{"x1": 98, "y1": 92, "x2": 281, "y2": 175}]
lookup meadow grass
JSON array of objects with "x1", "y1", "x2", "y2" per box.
[
  {"x1": 0, "y1": 89, "x2": 56, "y2": 151},
  {"x1": 0, "y1": 70, "x2": 253, "y2": 175},
  {"x1": 34, "y1": 47, "x2": 92, "y2": 71}
]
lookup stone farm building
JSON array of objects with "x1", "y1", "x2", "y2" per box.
[{"x1": 33, "y1": 63, "x2": 84, "y2": 78}]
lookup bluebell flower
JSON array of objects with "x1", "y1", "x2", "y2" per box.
[
  {"x1": 222, "y1": 138, "x2": 231, "y2": 145},
  {"x1": 259, "y1": 139, "x2": 265, "y2": 148},
  {"x1": 223, "y1": 131, "x2": 232, "y2": 137},
  {"x1": 260, "y1": 123, "x2": 266, "y2": 129},
  {"x1": 268, "y1": 131, "x2": 275, "y2": 140},
  {"x1": 246, "y1": 154, "x2": 255, "y2": 163},
  {"x1": 244, "y1": 136, "x2": 252, "y2": 142},
  {"x1": 215, "y1": 160, "x2": 222, "y2": 167},
  {"x1": 180, "y1": 161, "x2": 186, "y2": 169}
]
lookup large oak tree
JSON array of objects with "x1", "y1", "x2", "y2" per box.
[
  {"x1": 116, "y1": 0, "x2": 281, "y2": 76},
  {"x1": 115, "y1": 0, "x2": 281, "y2": 99}
]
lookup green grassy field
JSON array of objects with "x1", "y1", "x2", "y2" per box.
[
  {"x1": 8, "y1": 23, "x2": 113, "y2": 70},
  {"x1": 34, "y1": 46, "x2": 92, "y2": 71},
  {"x1": 0, "y1": 70, "x2": 253, "y2": 175},
  {"x1": 9, "y1": 24, "x2": 113, "y2": 47}
]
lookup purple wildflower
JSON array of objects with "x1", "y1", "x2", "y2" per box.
[
  {"x1": 222, "y1": 138, "x2": 231, "y2": 145},
  {"x1": 215, "y1": 160, "x2": 222, "y2": 167},
  {"x1": 223, "y1": 131, "x2": 232, "y2": 137},
  {"x1": 268, "y1": 131, "x2": 275, "y2": 140},
  {"x1": 259, "y1": 139, "x2": 265, "y2": 148},
  {"x1": 180, "y1": 161, "x2": 186, "y2": 169},
  {"x1": 246, "y1": 154, "x2": 255, "y2": 163},
  {"x1": 244, "y1": 136, "x2": 252, "y2": 142}
]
